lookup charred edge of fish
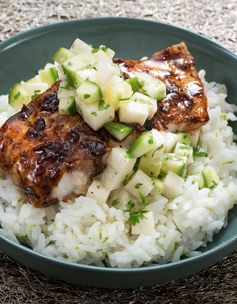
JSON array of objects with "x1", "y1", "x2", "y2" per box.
[
  {"x1": 26, "y1": 117, "x2": 46, "y2": 138},
  {"x1": 82, "y1": 139, "x2": 107, "y2": 157},
  {"x1": 34, "y1": 141, "x2": 71, "y2": 163},
  {"x1": 20, "y1": 104, "x2": 34, "y2": 120},
  {"x1": 40, "y1": 92, "x2": 59, "y2": 113}
]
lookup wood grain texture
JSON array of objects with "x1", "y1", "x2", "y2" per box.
[{"x1": 0, "y1": 0, "x2": 236, "y2": 303}]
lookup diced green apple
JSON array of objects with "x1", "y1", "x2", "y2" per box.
[
  {"x1": 130, "y1": 92, "x2": 157, "y2": 119},
  {"x1": 76, "y1": 98, "x2": 115, "y2": 131},
  {"x1": 162, "y1": 171, "x2": 184, "y2": 199},
  {"x1": 131, "y1": 211, "x2": 156, "y2": 235},
  {"x1": 76, "y1": 81, "x2": 102, "y2": 104},
  {"x1": 125, "y1": 169, "x2": 154, "y2": 198},
  {"x1": 119, "y1": 101, "x2": 149, "y2": 126},
  {"x1": 86, "y1": 180, "x2": 110, "y2": 205}
]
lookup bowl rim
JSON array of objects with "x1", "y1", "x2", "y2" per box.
[{"x1": 0, "y1": 16, "x2": 236, "y2": 273}]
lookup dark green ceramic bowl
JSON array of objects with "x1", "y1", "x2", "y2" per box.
[{"x1": 0, "y1": 18, "x2": 236, "y2": 288}]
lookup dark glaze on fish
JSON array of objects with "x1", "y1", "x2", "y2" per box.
[
  {"x1": 114, "y1": 42, "x2": 209, "y2": 132},
  {"x1": 0, "y1": 82, "x2": 110, "y2": 207},
  {"x1": 0, "y1": 42, "x2": 209, "y2": 208}
]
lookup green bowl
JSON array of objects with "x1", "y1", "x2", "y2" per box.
[{"x1": 0, "y1": 17, "x2": 236, "y2": 288}]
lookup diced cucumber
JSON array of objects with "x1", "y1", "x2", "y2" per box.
[
  {"x1": 173, "y1": 142, "x2": 193, "y2": 164},
  {"x1": 100, "y1": 148, "x2": 136, "y2": 191},
  {"x1": 100, "y1": 166, "x2": 125, "y2": 191},
  {"x1": 177, "y1": 132, "x2": 192, "y2": 145},
  {"x1": 107, "y1": 147, "x2": 136, "y2": 175},
  {"x1": 96, "y1": 61, "x2": 120, "y2": 88},
  {"x1": 202, "y1": 166, "x2": 219, "y2": 189},
  {"x1": 125, "y1": 169, "x2": 154, "y2": 198},
  {"x1": 134, "y1": 72, "x2": 166, "y2": 100},
  {"x1": 92, "y1": 45, "x2": 115, "y2": 59},
  {"x1": 75, "y1": 68, "x2": 97, "y2": 84},
  {"x1": 24, "y1": 81, "x2": 49, "y2": 99},
  {"x1": 191, "y1": 173, "x2": 205, "y2": 189},
  {"x1": 161, "y1": 153, "x2": 187, "y2": 177},
  {"x1": 193, "y1": 145, "x2": 208, "y2": 158},
  {"x1": 131, "y1": 211, "x2": 156, "y2": 235},
  {"x1": 130, "y1": 92, "x2": 157, "y2": 120},
  {"x1": 139, "y1": 155, "x2": 162, "y2": 177},
  {"x1": 138, "y1": 145, "x2": 165, "y2": 177},
  {"x1": 103, "y1": 76, "x2": 133, "y2": 107},
  {"x1": 127, "y1": 131, "x2": 160, "y2": 159},
  {"x1": 162, "y1": 171, "x2": 184, "y2": 199},
  {"x1": 150, "y1": 129, "x2": 167, "y2": 148},
  {"x1": 76, "y1": 81, "x2": 101, "y2": 104},
  {"x1": 59, "y1": 96, "x2": 77, "y2": 115},
  {"x1": 103, "y1": 47, "x2": 115, "y2": 59},
  {"x1": 76, "y1": 98, "x2": 115, "y2": 131},
  {"x1": 39, "y1": 67, "x2": 58, "y2": 86},
  {"x1": 127, "y1": 77, "x2": 142, "y2": 92},
  {"x1": 62, "y1": 56, "x2": 89, "y2": 88},
  {"x1": 119, "y1": 101, "x2": 149, "y2": 126},
  {"x1": 53, "y1": 47, "x2": 74, "y2": 64},
  {"x1": 26, "y1": 76, "x2": 40, "y2": 84},
  {"x1": 142, "y1": 78, "x2": 166, "y2": 100},
  {"x1": 86, "y1": 180, "x2": 110, "y2": 205},
  {"x1": 8, "y1": 83, "x2": 31, "y2": 110},
  {"x1": 104, "y1": 121, "x2": 134, "y2": 141}
]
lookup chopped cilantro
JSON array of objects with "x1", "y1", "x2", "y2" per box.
[
  {"x1": 111, "y1": 199, "x2": 120, "y2": 207},
  {"x1": 157, "y1": 144, "x2": 164, "y2": 150},
  {"x1": 135, "y1": 183, "x2": 143, "y2": 189},
  {"x1": 102, "y1": 236, "x2": 109, "y2": 243},
  {"x1": 92, "y1": 48, "x2": 100, "y2": 54},
  {"x1": 67, "y1": 61, "x2": 73, "y2": 66},
  {"x1": 127, "y1": 200, "x2": 135, "y2": 209},
  {"x1": 180, "y1": 145, "x2": 190, "y2": 150},
  {"x1": 139, "y1": 191, "x2": 148, "y2": 206},
  {"x1": 124, "y1": 193, "x2": 149, "y2": 226},
  {"x1": 98, "y1": 100, "x2": 109, "y2": 111},
  {"x1": 127, "y1": 77, "x2": 142, "y2": 92},
  {"x1": 91, "y1": 111, "x2": 97, "y2": 116},
  {"x1": 101, "y1": 45, "x2": 108, "y2": 52},
  {"x1": 92, "y1": 45, "x2": 108, "y2": 54},
  {"x1": 220, "y1": 113, "x2": 228, "y2": 120},
  {"x1": 127, "y1": 210, "x2": 148, "y2": 225},
  {"x1": 31, "y1": 89, "x2": 41, "y2": 99},
  {"x1": 13, "y1": 92, "x2": 21, "y2": 100},
  {"x1": 84, "y1": 93, "x2": 91, "y2": 99},
  {"x1": 193, "y1": 145, "x2": 208, "y2": 157},
  {"x1": 148, "y1": 137, "x2": 154, "y2": 144}
]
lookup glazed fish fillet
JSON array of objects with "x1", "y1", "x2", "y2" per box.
[
  {"x1": 0, "y1": 82, "x2": 110, "y2": 207},
  {"x1": 0, "y1": 42, "x2": 209, "y2": 208},
  {"x1": 115, "y1": 42, "x2": 209, "y2": 131}
]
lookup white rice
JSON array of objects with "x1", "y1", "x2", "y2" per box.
[{"x1": 0, "y1": 70, "x2": 237, "y2": 268}]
